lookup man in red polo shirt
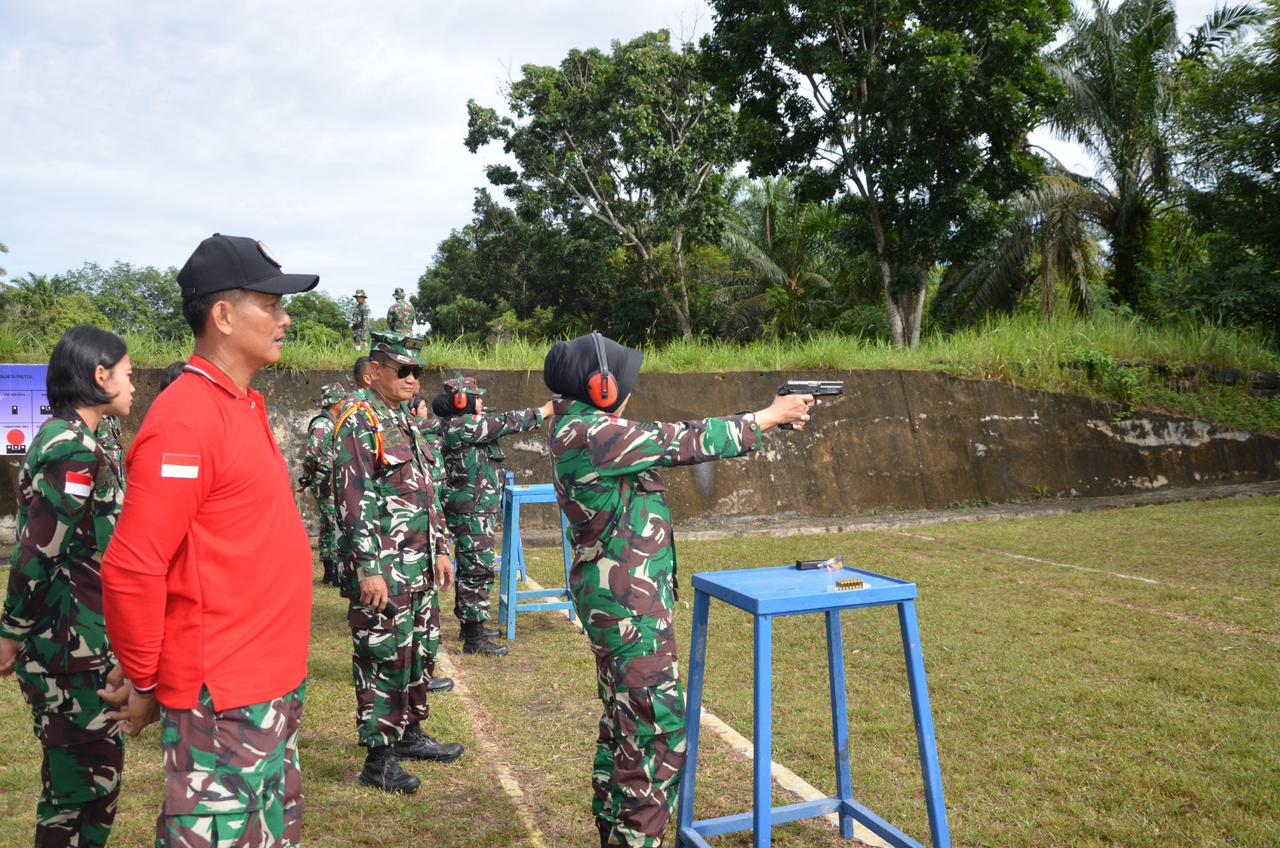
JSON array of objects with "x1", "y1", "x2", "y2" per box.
[{"x1": 102, "y1": 234, "x2": 318, "y2": 846}]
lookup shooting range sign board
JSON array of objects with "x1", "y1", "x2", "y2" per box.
[{"x1": 1, "y1": 364, "x2": 52, "y2": 456}]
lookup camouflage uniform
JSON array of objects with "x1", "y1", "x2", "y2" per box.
[
  {"x1": 416, "y1": 415, "x2": 448, "y2": 679},
  {"x1": 332, "y1": 334, "x2": 451, "y2": 750},
  {"x1": 0, "y1": 413, "x2": 126, "y2": 848},
  {"x1": 351, "y1": 289, "x2": 371, "y2": 348},
  {"x1": 438, "y1": 378, "x2": 544, "y2": 625},
  {"x1": 549, "y1": 398, "x2": 762, "y2": 848},
  {"x1": 94, "y1": 416, "x2": 124, "y2": 475},
  {"x1": 386, "y1": 287, "x2": 415, "y2": 334},
  {"x1": 156, "y1": 682, "x2": 306, "y2": 848},
  {"x1": 298, "y1": 383, "x2": 345, "y2": 587}
]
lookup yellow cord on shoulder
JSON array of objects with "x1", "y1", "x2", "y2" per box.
[{"x1": 335, "y1": 400, "x2": 385, "y2": 466}]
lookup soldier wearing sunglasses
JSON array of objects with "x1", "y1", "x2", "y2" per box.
[{"x1": 331, "y1": 331, "x2": 463, "y2": 794}]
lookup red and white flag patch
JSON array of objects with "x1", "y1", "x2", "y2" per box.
[
  {"x1": 64, "y1": 471, "x2": 93, "y2": 497},
  {"x1": 160, "y1": 453, "x2": 200, "y2": 480}
]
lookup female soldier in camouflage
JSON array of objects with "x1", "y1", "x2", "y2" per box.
[
  {"x1": 431, "y1": 376, "x2": 553, "y2": 656},
  {"x1": 543, "y1": 332, "x2": 812, "y2": 848},
  {"x1": 0, "y1": 325, "x2": 136, "y2": 848}
]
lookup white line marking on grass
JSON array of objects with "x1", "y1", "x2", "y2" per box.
[
  {"x1": 997, "y1": 552, "x2": 1164, "y2": 585},
  {"x1": 520, "y1": 576, "x2": 888, "y2": 848},
  {"x1": 890, "y1": 532, "x2": 1170, "y2": 586},
  {"x1": 435, "y1": 650, "x2": 550, "y2": 848}
]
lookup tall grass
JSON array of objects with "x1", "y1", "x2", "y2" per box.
[{"x1": 4, "y1": 313, "x2": 1270, "y2": 373}]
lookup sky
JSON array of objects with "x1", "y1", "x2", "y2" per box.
[{"x1": 0, "y1": 0, "x2": 1232, "y2": 319}]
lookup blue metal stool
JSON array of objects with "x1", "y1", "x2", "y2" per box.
[
  {"x1": 497, "y1": 472, "x2": 576, "y2": 641},
  {"x1": 677, "y1": 565, "x2": 950, "y2": 848}
]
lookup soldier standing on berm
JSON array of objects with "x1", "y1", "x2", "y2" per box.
[
  {"x1": 387, "y1": 287, "x2": 415, "y2": 334},
  {"x1": 351, "y1": 289, "x2": 371, "y2": 348},
  {"x1": 544, "y1": 332, "x2": 813, "y2": 848},
  {"x1": 332, "y1": 331, "x2": 464, "y2": 794}
]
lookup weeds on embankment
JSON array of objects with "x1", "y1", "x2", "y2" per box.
[{"x1": 3, "y1": 313, "x2": 1277, "y2": 432}]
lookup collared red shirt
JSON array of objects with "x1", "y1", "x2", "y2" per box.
[{"x1": 102, "y1": 354, "x2": 313, "y2": 710}]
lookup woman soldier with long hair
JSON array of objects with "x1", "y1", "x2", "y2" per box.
[{"x1": 0, "y1": 325, "x2": 136, "y2": 847}]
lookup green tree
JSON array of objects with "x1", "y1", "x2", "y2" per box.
[
  {"x1": 721, "y1": 178, "x2": 874, "y2": 338},
  {"x1": 0, "y1": 240, "x2": 8, "y2": 282},
  {"x1": 0, "y1": 272, "x2": 110, "y2": 340},
  {"x1": 416, "y1": 189, "x2": 637, "y2": 343},
  {"x1": 284, "y1": 290, "x2": 351, "y2": 344},
  {"x1": 57, "y1": 261, "x2": 184, "y2": 339},
  {"x1": 465, "y1": 30, "x2": 736, "y2": 340},
  {"x1": 703, "y1": 0, "x2": 1068, "y2": 346},
  {"x1": 1173, "y1": 0, "x2": 1280, "y2": 328},
  {"x1": 1045, "y1": 0, "x2": 1262, "y2": 310},
  {"x1": 932, "y1": 167, "x2": 1105, "y2": 326}
]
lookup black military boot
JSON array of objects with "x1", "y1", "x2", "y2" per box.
[
  {"x1": 358, "y1": 745, "x2": 420, "y2": 794},
  {"x1": 461, "y1": 621, "x2": 510, "y2": 657},
  {"x1": 394, "y1": 723, "x2": 464, "y2": 763},
  {"x1": 321, "y1": 561, "x2": 337, "y2": 586},
  {"x1": 426, "y1": 675, "x2": 455, "y2": 694},
  {"x1": 483, "y1": 625, "x2": 501, "y2": 639}
]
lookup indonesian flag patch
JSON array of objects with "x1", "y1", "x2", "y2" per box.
[
  {"x1": 160, "y1": 453, "x2": 201, "y2": 480},
  {"x1": 64, "y1": 471, "x2": 93, "y2": 497}
]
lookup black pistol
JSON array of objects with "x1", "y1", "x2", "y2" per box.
[{"x1": 776, "y1": 380, "x2": 843, "y2": 429}]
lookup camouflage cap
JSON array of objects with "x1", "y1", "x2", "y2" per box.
[
  {"x1": 393, "y1": 287, "x2": 406, "y2": 298},
  {"x1": 371, "y1": 330, "x2": 424, "y2": 366},
  {"x1": 354, "y1": 289, "x2": 367, "y2": 298},
  {"x1": 319, "y1": 382, "x2": 345, "y2": 406},
  {"x1": 443, "y1": 375, "x2": 486, "y2": 397}
]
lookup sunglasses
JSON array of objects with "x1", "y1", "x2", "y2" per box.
[{"x1": 394, "y1": 364, "x2": 422, "y2": 380}]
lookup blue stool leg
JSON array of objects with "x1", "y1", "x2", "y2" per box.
[
  {"x1": 501, "y1": 495, "x2": 517, "y2": 642},
  {"x1": 560, "y1": 511, "x2": 576, "y2": 623},
  {"x1": 898, "y1": 600, "x2": 951, "y2": 848},
  {"x1": 677, "y1": 589, "x2": 711, "y2": 843},
  {"x1": 825, "y1": 610, "x2": 855, "y2": 839},
  {"x1": 512, "y1": 499, "x2": 526, "y2": 584},
  {"x1": 753, "y1": 614, "x2": 774, "y2": 848}
]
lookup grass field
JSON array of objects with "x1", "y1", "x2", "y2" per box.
[{"x1": 1, "y1": 496, "x2": 1277, "y2": 847}]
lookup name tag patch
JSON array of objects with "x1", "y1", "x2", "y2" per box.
[
  {"x1": 64, "y1": 471, "x2": 93, "y2": 497},
  {"x1": 161, "y1": 453, "x2": 201, "y2": 479}
]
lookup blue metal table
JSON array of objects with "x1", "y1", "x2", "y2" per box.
[
  {"x1": 496, "y1": 473, "x2": 575, "y2": 641},
  {"x1": 677, "y1": 565, "x2": 950, "y2": 848}
]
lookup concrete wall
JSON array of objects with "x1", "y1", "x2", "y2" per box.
[{"x1": 3, "y1": 367, "x2": 1278, "y2": 538}]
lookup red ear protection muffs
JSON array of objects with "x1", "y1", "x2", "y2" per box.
[
  {"x1": 586, "y1": 331, "x2": 617, "y2": 408},
  {"x1": 453, "y1": 390, "x2": 469, "y2": 410}
]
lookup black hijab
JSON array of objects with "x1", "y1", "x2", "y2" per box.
[
  {"x1": 431, "y1": 391, "x2": 477, "y2": 418},
  {"x1": 543, "y1": 333, "x2": 643, "y2": 413}
]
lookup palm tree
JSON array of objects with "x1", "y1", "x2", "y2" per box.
[
  {"x1": 1046, "y1": 0, "x2": 1261, "y2": 309},
  {"x1": 720, "y1": 178, "x2": 865, "y2": 338},
  {"x1": 939, "y1": 0, "x2": 1262, "y2": 323},
  {"x1": 936, "y1": 164, "x2": 1105, "y2": 325}
]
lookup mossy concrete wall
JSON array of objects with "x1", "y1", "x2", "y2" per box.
[{"x1": 3, "y1": 368, "x2": 1278, "y2": 539}]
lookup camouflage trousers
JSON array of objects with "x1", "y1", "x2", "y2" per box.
[
  {"x1": 570, "y1": 567, "x2": 687, "y2": 848},
  {"x1": 423, "y1": 588, "x2": 442, "y2": 682},
  {"x1": 445, "y1": 511, "x2": 497, "y2": 624},
  {"x1": 156, "y1": 682, "x2": 307, "y2": 848},
  {"x1": 350, "y1": 589, "x2": 435, "y2": 748},
  {"x1": 316, "y1": 497, "x2": 339, "y2": 578},
  {"x1": 17, "y1": 665, "x2": 124, "y2": 848}
]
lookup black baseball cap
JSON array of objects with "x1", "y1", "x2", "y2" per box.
[{"x1": 178, "y1": 233, "x2": 319, "y2": 299}]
